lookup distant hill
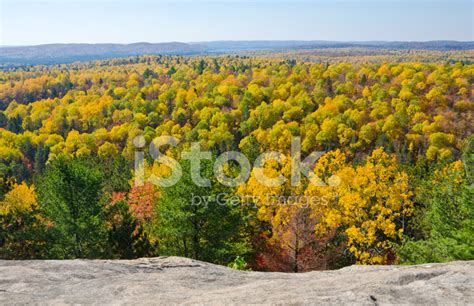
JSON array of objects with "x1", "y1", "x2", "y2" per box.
[
  {"x1": 1, "y1": 41, "x2": 473, "y2": 67},
  {"x1": 196, "y1": 40, "x2": 474, "y2": 52},
  {"x1": 0, "y1": 42, "x2": 207, "y2": 67}
]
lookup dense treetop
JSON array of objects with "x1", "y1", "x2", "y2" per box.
[
  {"x1": 1, "y1": 55, "x2": 472, "y2": 169},
  {"x1": 0, "y1": 54, "x2": 472, "y2": 268}
]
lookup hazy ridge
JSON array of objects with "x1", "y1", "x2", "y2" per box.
[{"x1": 1, "y1": 40, "x2": 473, "y2": 67}]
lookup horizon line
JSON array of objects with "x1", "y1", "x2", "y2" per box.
[{"x1": 2, "y1": 39, "x2": 474, "y2": 48}]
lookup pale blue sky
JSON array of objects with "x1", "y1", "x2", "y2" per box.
[{"x1": 1, "y1": 0, "x2": 473, "y2": 46}]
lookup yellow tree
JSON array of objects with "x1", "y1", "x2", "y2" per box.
[
  {"x1": 238, "y1": 157, "x2": 331, "y2": 272},
  {"x1": 0, "y1": 182, "x2": 44, "y2": 259},
  {"x1": 0, "y1": 182, "x2": 37, "y2": 215},
  {"x1": 306, "y1": 148, "x2": 413, "y2": 264}
]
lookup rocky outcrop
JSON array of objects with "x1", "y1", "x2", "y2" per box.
[{"x1": 0, "y1": 257, "x2": 472, "y2": 304}]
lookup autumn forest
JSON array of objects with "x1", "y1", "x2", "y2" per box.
[{"x1": 0, "y1": 52, "x2": 473, "y2": 271}]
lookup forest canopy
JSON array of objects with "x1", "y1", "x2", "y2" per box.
[{"x1": 0, "y1": 53, "x2": 472, "y2": 270}]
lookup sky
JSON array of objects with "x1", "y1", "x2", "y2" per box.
[{"x1": 1, "y1": 0, "x2": 473, "y2": 46}]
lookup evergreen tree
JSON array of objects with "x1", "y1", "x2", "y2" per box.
[
  {"x1": 37, "y1": 156, "x2": 108, "y2": 258},
  {"x1": 107, "y1": 199, "x2": 156, "y2": 259},
  {"x1": 399, "y1": 149, "x2": 474, "y2": 263},
  {"x1": 33, "y1": 143, "x2": 49, "y2": 175},
  {"x1": 154, "y1": 157, "x2": 250, "y2": 264}
]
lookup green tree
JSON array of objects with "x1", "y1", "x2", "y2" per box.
[
  {"x1": 399, "y1": 159, "x2": 474, "y2": 263},
  {"x1": 0, "y1": 112, "x2": 7, "y2": 128},
  {"x1": 107, "y1": 199, "x2": 156, "y2": 259},
  {"x1": 38, "y1": 156, "x2": 108, "y2": 258},
  {"x1": 154, "y1": 157, "x2": 250, "y2": 264},
  {"x1": 33, "y1": 143, "x2": 49, "y2": 175}
]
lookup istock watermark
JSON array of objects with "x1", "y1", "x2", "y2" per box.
[
  {"x1": 190, "y1": 193, "x2": 329, "y2": 208},
  {"x1": 134, "y1": 135, "x2": 340, "y2": 188}
]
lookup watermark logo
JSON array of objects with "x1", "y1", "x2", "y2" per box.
[
  {"x1": 134, "y1": 135, "x2": 340, "y2": 188},
  {"x1": 190, "y1": 192, "x2": 329, "y2": 208}
]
